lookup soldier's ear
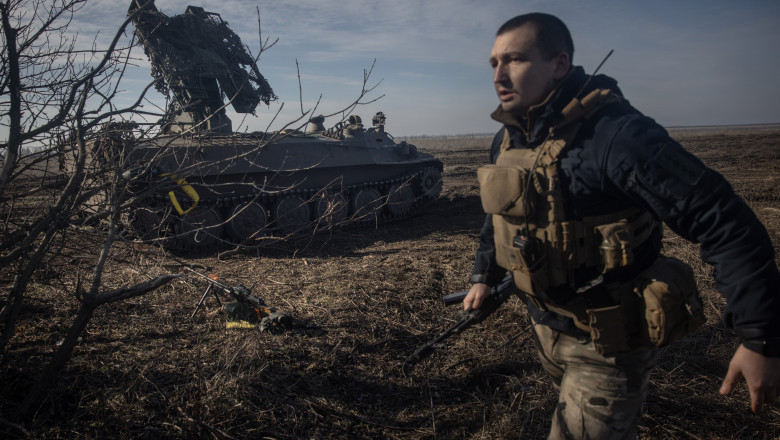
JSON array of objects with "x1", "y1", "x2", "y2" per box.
[{"x1": 553, "y1": 52, "x2": 570, "y2": 80}]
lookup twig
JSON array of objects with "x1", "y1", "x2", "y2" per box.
[
  {"x1": 645, "y1": 414, "x2": 704, "y2": 440},
  {"x1": 0, "y1": 418, "x2": 31, "y2": 438},
  {"x1": 296, "y1": 59, "x2": 304, "y2": 115},
  {"x1": 177, "y1": 407, "x2": 238, "y2": 440},
  {"x1": 427, "y1": 380, "x2": 437, "y2": 437}
]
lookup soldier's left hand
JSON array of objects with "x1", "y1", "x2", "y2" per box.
[{"x1": 720, "y1": 344, "x2": 780, "y2": 412}]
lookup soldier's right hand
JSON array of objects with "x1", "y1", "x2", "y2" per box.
[{"x1": 463, "y1": 283, "x2": 491, "y2": 310}]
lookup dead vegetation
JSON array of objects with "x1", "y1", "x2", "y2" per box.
[{"x1": 1, "y1": 128, "x2": 779, "y2": 439}]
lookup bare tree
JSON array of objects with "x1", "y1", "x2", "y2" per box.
[
  {"x1": 0, "y1": 0, "x2": 183, "y2": 419},
  {"x1": 0, "y1": 0, "x2": 348, "y2": 421}
]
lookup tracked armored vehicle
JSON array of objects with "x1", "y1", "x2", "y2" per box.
[{"x1": 116, "y1": 1, "x2": 442, "y2": 250}]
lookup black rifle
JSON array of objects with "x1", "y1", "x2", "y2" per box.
[
  {"x1": 186, "y1": 267, "x2": 272, "y2": 320},
  {"x1": 405, "y1": 274, "x2": 519, "y2": 367}
]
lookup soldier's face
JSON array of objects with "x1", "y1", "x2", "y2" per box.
[{"x1": 490, "y1": 25, "x2": 569, "y2": 117}]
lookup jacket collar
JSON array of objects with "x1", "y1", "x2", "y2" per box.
[{"x1": 491, "y1": 66, "x2": 610, "y2": 144}]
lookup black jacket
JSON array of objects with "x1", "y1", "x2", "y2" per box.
[{"x1": 472, "y1": 66, "x2": 780, "y2": 341}]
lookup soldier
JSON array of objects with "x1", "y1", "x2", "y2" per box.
[{"x1": 463, "y1": 12, "x2": 780, "y2": 439}]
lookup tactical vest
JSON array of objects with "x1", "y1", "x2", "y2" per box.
[
  {"x1": 479, "y1": 88, "x2": 657, "y2": 291},
  {"x1": 479, "y1": 89, "x2": 704, "y2": 354}
]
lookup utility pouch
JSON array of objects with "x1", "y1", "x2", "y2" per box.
[
  {"x1": 635, "y1": 257, "x2": 705, "y2": 347},
  {"x1": 478, "y1": 165, "x2": 535, "y2": 218},
  {"x1": 595, "y1": 220, "x2": 634, "y2": 272},
  {"x1": 495, "y1": 241, "x2": 549, "y2": 294},
  {"x1": 587, "y1": 304, "x2": 631, "y2": 355}
]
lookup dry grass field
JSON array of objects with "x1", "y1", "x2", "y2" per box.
[{"x1": 1, "y1": 126, "x2": 779, "y2": 439}]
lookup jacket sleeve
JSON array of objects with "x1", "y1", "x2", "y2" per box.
[{"x1": 603, "y1": 114, "x2": 780, "y2": 340}]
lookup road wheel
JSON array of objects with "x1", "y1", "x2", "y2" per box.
[
  {"x1": 175, "y1": 206, "x2": 224, "y2": 249},
  {"x1": 275, "y1": 196, "x2": 310, "y2": 233},
  {"x1": 314, "y1": 193, "x2": 348, "y2": 228},
  {"x1": 418, "y1": 168, "x2": 442, "y2": 198},
  {"x1": 227, "y1": 202, "x2": 269, "y2": 242},
  {"x1": 386, "y1": 183, "x2": 415, "y2": 217},
  {"x1": 352, "y1": 188, "x2": 383, "y2": 222}
]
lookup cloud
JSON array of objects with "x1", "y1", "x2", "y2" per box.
[
  {"x1": 277, "y1": 71, "x2": 365, "y2": 88},
  {"x1": 16, "y1": 0, "x2": 780, "y2": 136}
]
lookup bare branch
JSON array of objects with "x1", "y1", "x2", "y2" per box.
[
  {"x1": 297, "y1": 59, "x2": 305, "y2": 115},
  {"x1": 85, "y1": 274, "x2": 182, "y2": 305}
]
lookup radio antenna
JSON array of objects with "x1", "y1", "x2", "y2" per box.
[{"x1": 574, "y1": 49, "x2": 614, "y2": 98}]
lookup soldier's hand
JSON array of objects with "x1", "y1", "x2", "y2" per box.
[
  {"x1": 463, "y1": 283, "x2": 491, "y2": 310},
  {"x1": 719, "y1": 344, "x2": 780, "y2": 412}
]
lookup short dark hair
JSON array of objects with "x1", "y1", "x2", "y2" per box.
[{"x1": 497, "y1": 13, "x2": 574, "y2": 63}]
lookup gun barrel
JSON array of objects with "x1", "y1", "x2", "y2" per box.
[
  {"x1": 442, "y1": 290, "x2": 468, "y2": 306},
  {"x1": 185, "y1": 267, "x2": 231, "y2": 292}
]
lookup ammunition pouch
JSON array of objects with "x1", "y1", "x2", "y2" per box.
[
  {"x1": 537, "y1": 282, "x2": 634, "y2": 355},
  {"x1": 491, "y1": 208, "x2": 657, "y2": 298},
  {"x1": 594, "y1": 212, "x2": 656, "y2": 273},
  {"x1": 587, "y1": 304, "x2": 631, "y2": 354},
  {"x1": 595, "y1": 220, "x2": 634, "y2": 271},
  {"x1": 634, "y1": 256, "x2": 705, "y2": 347}
]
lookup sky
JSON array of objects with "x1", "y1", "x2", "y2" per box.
[{"x1": 46, "y1": 0, "x2": 780, "y2": 136}]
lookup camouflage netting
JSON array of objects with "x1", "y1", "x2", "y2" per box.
[{"x1": 128, "y1": 0, "x2": 276, "y2": 119}]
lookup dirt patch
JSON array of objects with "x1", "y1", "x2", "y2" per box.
[{"x1": 2, "y1": 128, "x2": 779, "y2": 439}]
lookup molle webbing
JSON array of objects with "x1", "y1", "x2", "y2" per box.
[{"x1": 537, "y1": 208, "x2": 656, "y2": 269}]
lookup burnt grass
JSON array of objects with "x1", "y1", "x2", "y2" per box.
[{"x1": 2, "y1": 127, "x2": 780, "y2": 439}]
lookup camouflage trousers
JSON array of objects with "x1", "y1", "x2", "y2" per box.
[{"x1": 532, "y1": 319, "x2": 660, "y2": 440}]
